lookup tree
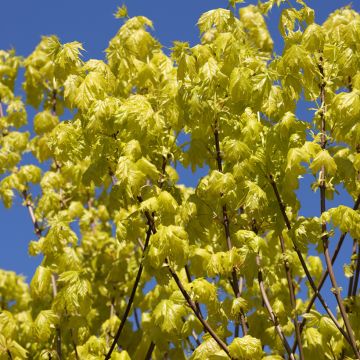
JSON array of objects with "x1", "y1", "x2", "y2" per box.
[{"x1": 1, "y1": 0, "x2": 360, "y2": 359}]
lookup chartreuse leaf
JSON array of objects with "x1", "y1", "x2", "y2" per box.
[
  {"x1": 33, "y1": 310, "x2": 59, "y2": 341},
  {"x1": 322, "y1": 205, "x2": 360, "y2": 239},
  {"x1": 34, "y1": 110, "x2": 59, "y2": 134},
  {"x1": 0, "y1": 311, "x2": 16, "y2": 338},
  {"x1": 229, "y1": 335, "x2": 262, "y2": 359},
  {"x1": 152, "y1": 299, "x2": 187, "y2": 339},
  {"x1": 309, "y1": 150, "x2": 337, "y2": 176},
  {"x1": 190, "y1": 337, "x2": 226, "y2": 360},
  {"x1": 149, "y1": 225, "x2": 189, "y2": 268},
  {"x1": 30, "y1": 265, "x2": 52, "y2": 297}
]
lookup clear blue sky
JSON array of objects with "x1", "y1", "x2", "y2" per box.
[{"x1": 0, "y1": 0, "x2": 358, "y2": 313}]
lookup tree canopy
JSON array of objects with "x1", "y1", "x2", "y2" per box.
[{"x1": 1, "y1": 0, "x2": 360, "y2": 359}]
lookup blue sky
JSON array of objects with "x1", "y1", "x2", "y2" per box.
[{"x1": 0, "y1": 0, "x2": 359, "y2": 313}]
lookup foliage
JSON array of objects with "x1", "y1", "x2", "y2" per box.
[{"x1": 1, "y1": 1, "x2": 360, "y2": 359}]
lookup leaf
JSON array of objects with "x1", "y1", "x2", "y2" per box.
[
  {"x1": 157, "y1": 191, "x2": 178, "y2": 215},
  {"x1": 304, "y1": 327, "x2": 323, "y2": 349},
  {"x1": 229, "y1": 335, "x2": 262, "y2": 359},
  {"x1": 152, "y1": 299, "x2": 186, "y2": 338},
  {"x1": 150, "y1": 225, "x2": 189, "y2": 268},
  {"x1": 30, "y1": 266, "x2": 52, "y2": 297},
  {"x1": 114, "y1": 4, "x2": 128, "y2": 19},
  {"x1": 34, "y1": 310, "x2": 59, "y2": 341},
  {"x1": 190, "y1": 338, "x2": 221, "y2": 360},
  {"x1": 197, "y1": 9, "x2": 233, "y2": 33},
  {"x1": 0, "y1": 311, "x2": 16, "y2": 338},
  {"x1": 302, "y1": 23, "x2": 325, "y2": 51},
  {"x1": 309, "y1": 150, "x2": 337, "y2": 176}
]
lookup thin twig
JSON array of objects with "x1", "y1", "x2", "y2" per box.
[
  {"x1": 185, "y1": 264, "x2": 204, "y2": 319},
  {"x1": 278, "y1": 234, "x2": 304, "y2": 360},
  {"x1": 105, "y1": 227, "x2": 152, "y2": 359},
  {"x1": 293, "y1": 193, "x2": 360, "y2": 350},
  {"x1": 144, "y1": 342, "x2": 156, "y2": 360},
  {"x1": 213, "y1": 121, "x2": 247, "y2": 336},
  {"x1": 318, "y1": 58, "x2": 360, "y2": 359},
  {"x1": 348, "y1": 145, "x2": 360, "y2": 299},
  {"x1": 347, "y1": 240, "x2": 358, "y2": 298},
  {"x1": 352, "y1": 244, "x2": 360, "y2": 297},
  {"x1": 256, "y1": 254, "x2": 295, "y2": 360},
  {"x1": 167, "y1": 265, "x2": 231, "y2": 357},
  {"x1": 22, "y1": 192, "x2": 63, "y2": 359},
  {"x1": 106, "y1": 158, "x2": 168, "y2": 358},
  {"x1": 269, "y1": 175, "x2": 351, "y2": 346}
]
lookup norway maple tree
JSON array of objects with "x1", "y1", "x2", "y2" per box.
[{"x1": 1, "y1": 0, "x2": 360, "y2": 359}]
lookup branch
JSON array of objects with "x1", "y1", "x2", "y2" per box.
[
  {"x1": 347, "y1": 239, "x2": 358, "y2": 298},
  {"x1": 105, "y1": 226, "x2": 152, "y2": 360},
  {"x1": 278, "y1": 234, "x2": 304, "y2": 360},
  {"x1": 214, "y1": 122, "x2": 247, "y2": 336},
  {"x1": 144, "y1": 342, "x2": 156, "y2": 360},
  {"x1": 167, "y1": 264, "x2": 231, "y2": 357},
  {"x1": 22, "y1": 190, "x2": 63, "y2": 360},
  {"x1": 106, "y1": 157, "x2": 168, "y2": 358},
  {"x1": 348, "y1": 146, "x2": 360, "y2": 299},
  {"x1": 269, "y1": 175, "x2": 352, "y2": 347},
  {"x1": 0, "y1": 101, "x2": 4, "y2": 118},
  {"x1": 318, "y1": 58, "x2": 360, "y2": 360},
  {"x1": 185, "y1": 264, "x2": 204, "y2": 320},
  {"x1": 351, "y1": 244, "x2": 360, "y2": 297},
  {"x1": 293, "y1": 193, "x2": 360, "y2": 346},
  {"x1": 256, "y1": 254, "x2": 295, "y2": 360},
  {"x1": 142, "y1": 203, "x2": 230, "y2": 356}
]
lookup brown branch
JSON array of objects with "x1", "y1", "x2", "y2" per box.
[
  {"x1": 167, "y1": 265, "x2": 231, "y2": 357},
  {"x1": 278, "y1": 234, "x2": 304, "y2": 360},
  {"x1": 269, "y1": 175, "x2": 352, "y2": 348},
  {"x1": 256, "y1": 254, "x2": 295, "y2": 360},
  {"x1": 348, "y1": 146, "x2": 360, "y2": 299},
  {"x1": 214, "y1": 122, "x2": 247, "y2": 337},
  {"x1": 22, "y1": 190, "x2": 63, "y2": 360},
  {"x1": 294, "y1": 194, "x2": 360, "y2": 346},
  {"x1": 106, "y1": 158, "x2": 167, "y2": 358},
  {"x1": 144, "y1": 342, "x2": 156, "y2": 360},
  {"x1": 351, "y1": 244, "x2": 360, "y2": 297},
  {"x1": 185, "y1": 264, "x2": 204, "y2": 319},
  {"x1": 347, "y1": 240, "x2": 358, "y2": 298},
  {"x1": 105, "y1": 226, "x2": 152, "y2": 360},
  {"x1": 0, "y1": 101, "x2": 4, "y2": 118},
  {"x1": 318, "y1": 58, "x2": 360, "y2": 359}
]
